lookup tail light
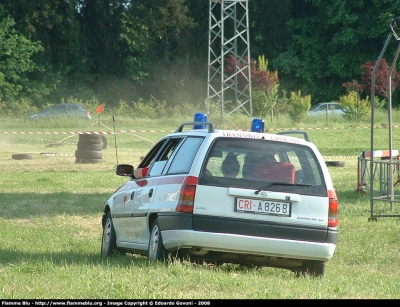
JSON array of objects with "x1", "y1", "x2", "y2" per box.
[
  {"x1": 176, "y1": 176, "x2": 198, "y2": 213},
  {"x1": 328, "y1": 190, "x2": 339, "y2": 227}
]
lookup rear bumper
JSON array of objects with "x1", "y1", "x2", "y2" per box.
[{"x1": 161, "y1": 229, "x2": 336, "y2": 261}]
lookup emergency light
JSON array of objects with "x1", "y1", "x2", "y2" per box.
[
  {"x1": 250, "y1": 118, "x2": 265, "y2": 133},
  {"x1": 193, "y1": 112, "x2": 207, "y2": 129}
]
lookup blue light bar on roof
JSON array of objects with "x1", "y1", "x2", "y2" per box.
[
  {"x1": 193, "y1": 112, "x2": 207, "y2": 129},
  {"x1": 250, "y1": 118, "x2": 265, "y2": 133}
]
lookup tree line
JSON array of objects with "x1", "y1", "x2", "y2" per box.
[{"x1": 0, "y1": 0, "x2": 399, "y2": 116}]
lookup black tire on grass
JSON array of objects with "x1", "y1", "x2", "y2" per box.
[
  {"x1": 12, "y1": 153, "x2": 32, "y2": 160},
  {"x1": 80, "y1": 139, "x2": 102, "y2": 145},
  {"x1": 76, "y1": 158, "x2": 103, "y2": 164},
  {"x1": 325, "y1": 161, "x2": 345, "y2": 167},
  {"x1": 77, "y1": 143, "x2": 103, "y2": 151},
  {"x1": 75, "y1": 149, "x2": 103, "y2": 159},
  {"x1": 76, "y1": 134, "x2": 105, "y2": 163},
  {"x1": 78, "y1": 134, "x2": 102, "y2": 140},
  {"x1": 101, "y1": 135, "x2": 108, "y2": 149}
]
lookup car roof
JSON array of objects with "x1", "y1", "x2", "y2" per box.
[
  {"x1": 53, "y1": 103, "x2": 84, "y2": 107},
  {"x1": 315, "y1": 102, "x2": 339, "y2": 105},
  {"x1": 167, "y1": 126, "x2": 312, "y2": 148}
]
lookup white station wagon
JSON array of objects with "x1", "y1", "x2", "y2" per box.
[{"x1": 101, "y1": 115, "x2": 339, "y2": 277}]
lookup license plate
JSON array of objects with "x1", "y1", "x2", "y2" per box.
[{"x1": 235, "y1": 197, "x2": 291, "y2": 217}]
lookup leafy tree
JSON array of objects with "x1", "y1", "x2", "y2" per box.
[
  {"x1": 249, "y1": 0, "x2": 293, "y2": 61},
  {"x1": 360, "y1": 59, "x2": 400, "y2": 99},
  {"x1": 342, "y1": 59, "x2": 400, "y2": 110},
  {"x1": 0, "y1": 5, "x2": 43, "y2": 102},
  {"x1": 131, "y1": 0, "x2": 195, "y2": 62},
  {"x1": 1, "y1": 0, "x2": 90, "y2": 104},
  {"x1": 274, "y1": 0, "x2": 399, "y2": 104},
  {"x1": 78, "y1": 0, "x2": 131, "y2": 76},
  {"x1": 251, "y1": 55, "x2": 280, "y2": 121},
  {"x1": 225, "y1": 54, "x2": 279, "y2": 91},
  {"x1": 120, "y1": 0, "x2": 197, "y2": 105}
]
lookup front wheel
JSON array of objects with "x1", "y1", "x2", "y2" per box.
[
  {"x1": 101, "y1": 212, "x2": 121, "y2": 257},
  {"x1": 148, "y1": 218, "x2": 168, "y2": 262}
]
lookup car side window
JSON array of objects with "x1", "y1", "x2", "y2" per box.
[
  {"x1": 167, "y1": 137, "x2": 204, "y2": 174},
  {"x1": 147, "y1": 138, "x2": 183, "y2": 177},
  {"x1": 137, "y1": 139, "x2": 168, "y2": 171}
]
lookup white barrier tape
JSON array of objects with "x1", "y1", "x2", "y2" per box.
[
  {"x1": 323, "y1": 156, "x2": 358, "y2": 159},
  {"x1": 3, "y1": 135, "x2": 77, "y2": 144},
  {"x1": 0, "y1": 131, "x2": 82, "y2": 135},
  {"x1": 0, "y1": 166, "x2": 114, "y2": 171},
  {"x1": 40, "y1": 153, "x2": 75, "y2": 157},
  {"x1": 267, "y1": 126, "x2": 400, "y2": 131},
  {"x1": 1, "y1": 125, "x2": 400, "y2": 135},
  {"x1": 0, "y1": 130, "x2": 162, "y2": 134}
]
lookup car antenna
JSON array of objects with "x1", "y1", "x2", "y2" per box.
[{"x1": 113, "y1": 116, "x2": 118, "y2": 165}]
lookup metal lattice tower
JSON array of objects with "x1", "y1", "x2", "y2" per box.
[{"x1": 207, "y1": 0, "x2": 252, "y2": 118}]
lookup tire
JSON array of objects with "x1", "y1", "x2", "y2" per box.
[
  {"x1": 102, "y1": 135, "x2": 108, "y2": 149},
  {"x1": 47, "y1": 143, "x2": 62, "y2": 147},
  {"x1": 295, "y1": 260, "x2": 326, "y2": 278},
  {"x1": 79, "y1": 134, "x2": 103, "y2": 140},
  {"x1": 75, "y1": 149, "x2": 103, "y2": 159},
  {"x1": 77, "y1": 143, "x2": 103, "y2": 151},
  {"x1": 325, "y1": 161, "x2": 345, "y2": 167},
  {"x1": 12, "y1": 153, "x2": 32, "y2": 160},
  {"x1": 75, "y1": 158, "x2": 103, "y2": 164},
  {"x1": 148, "y1": 218, "x2": 168, "y2": 262},
  {"x1": 101, "y1": 212, "x2": 121, "y2": 257},
  {"x1": 79, "y1": 138, "x2": 103, "y2": 145}
]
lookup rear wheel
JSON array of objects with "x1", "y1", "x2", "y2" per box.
[
  {"x1": 148, "y1": 218, "x2": 168, "y2": 262},
  {"x1": 101, "y1": 212, "x2": 121, "y2": 257}
]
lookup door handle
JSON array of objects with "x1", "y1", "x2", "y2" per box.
[
  {"x1": 131, "y1": 191, "x2": 135, "y2": 200},
  {"x1": 149, "y1": 188, "x2": 153, "y2": 198}
]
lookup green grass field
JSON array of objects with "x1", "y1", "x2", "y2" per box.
[{"x1": 1, "y1": 112, "x2": 400, "y2": 299}]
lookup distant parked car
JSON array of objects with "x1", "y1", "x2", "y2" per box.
[
  {"x1": 28, "y1": 104, "x2": 91, "y2": 121},
  {"x1": 308, "y1": 102, "x2": 345, "y2": 117}
]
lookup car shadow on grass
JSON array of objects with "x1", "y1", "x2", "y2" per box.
[{"x1": 0, "y1": 192, "x2": 110, "y2": 219}]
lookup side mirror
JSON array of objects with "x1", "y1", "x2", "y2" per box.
[{"x1": 116, "y1": 164, "x2": 134, "y2": 177}]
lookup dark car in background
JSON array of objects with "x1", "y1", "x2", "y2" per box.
[{"x1": 28, "y1": 104, "x2": 91, "y2": 121}]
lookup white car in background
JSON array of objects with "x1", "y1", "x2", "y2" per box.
[
  {"x1": 101, "y1": 115, "x2": 339, "y2": 277},
  {"x1": 308, "y1": 102, "x2": 345, "y2": 117}
]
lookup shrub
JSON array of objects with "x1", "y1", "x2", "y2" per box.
[
  {"x1": 340, "y1": 91, "x2": 370, "y2": 122},
  {"x1": 0, "y1": 97, "x2": 35, "y2": 117},
  {"x1": 252, "y1": 83, "x2": 279, "y2": 121},
  {"x1": 287, "y1": 91, "x2": 311, "y2": 123}
]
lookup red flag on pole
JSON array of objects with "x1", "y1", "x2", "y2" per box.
[{"x1": 96, "y1": 104, "x2": 104, "y2": 115}]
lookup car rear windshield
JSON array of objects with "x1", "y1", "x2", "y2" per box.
[{"x1": 199, "y1": 137, "x2": 327, "y2": 196}]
